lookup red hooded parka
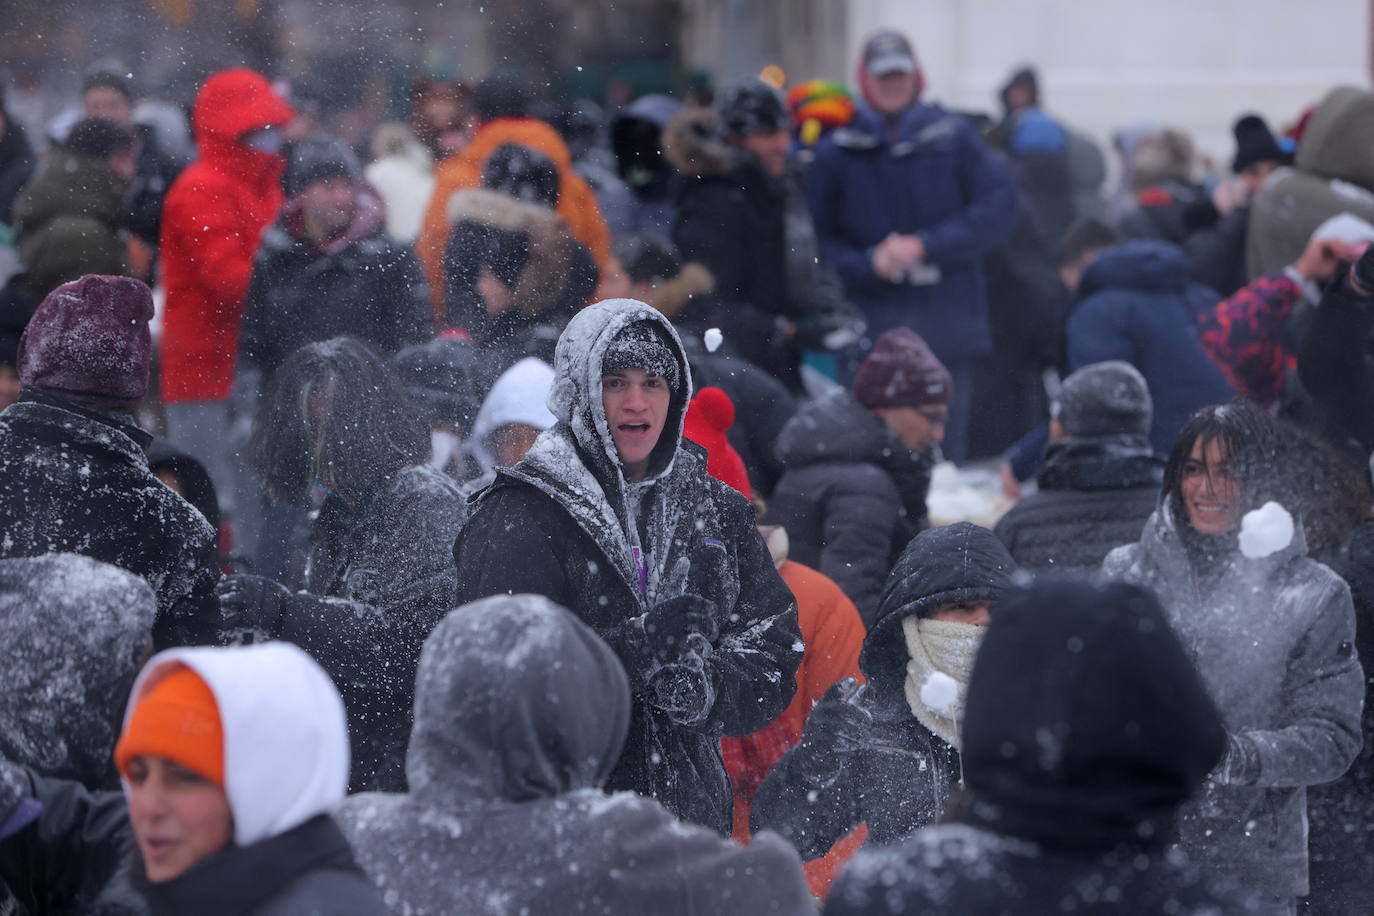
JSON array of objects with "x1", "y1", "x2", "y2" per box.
[{"x1": 159, "y1": 68, "x2": 293, "y2": 403}]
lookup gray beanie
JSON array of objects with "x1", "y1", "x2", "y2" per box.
[{"x1": 1054, "y1": 361, "x2": 1152, "y2": 439}]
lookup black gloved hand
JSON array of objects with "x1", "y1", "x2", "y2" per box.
[
  {"x1": 643, "y1": 594, "x2": 718, "y2": 665},
  {"x1": 795, "y1": 678, "x2": 873, "y2": 787},
  {"x1": 649, "y1": 644, "x2": 717, "y2": 726},
  {"x1": 215, "y1": 574, "x2": 291, "y2": 645},
  {"x1": 1351, "y1": 245, "x2": 1374, "y2": 296}
]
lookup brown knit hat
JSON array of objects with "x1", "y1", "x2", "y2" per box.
[{"x1": 852, "y1": 328, "x2": 952, "y2": 409}]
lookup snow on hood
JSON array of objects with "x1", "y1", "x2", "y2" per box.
[
  {"x1": 547, "y1": 297, "x2": 692, "y2": 487},
  {"x1": 121, "y1": 642, "x2": 349, "y2": 847},
  {"x1": 405, "y1": 594, "x2": 631, "y2": 805},
  {"x1": 468, "y1": 357, "x2": 557, "y2": 473},
  {"x1": 0, "y1": 554, "x2": 155, "y2": 788}
]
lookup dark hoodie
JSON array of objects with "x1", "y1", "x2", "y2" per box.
[
  {"x1": 752, "y1": 524, "x2": 1013, "y2": 860},
  {"x1": 240, "y1": 184, "x2": 431, "y2": 379},
  {"x1": 1067, "y1": 240, "x2": 1235, "y2": 454},
  {"x1": 337, "y1": 595, "x2": 815, "y2": 916},
  {"x1": 12, "y1": 147, "x2": 129, "y2": 301},
  {"x1": 825, "y1": 581, "x2": 1250, "y2": 916},
  {"x1": 454, "y1": 299, "x2": 802, "y2": 834},
  {"x1": 767, "y1": 387, "x2": 932, "y2": 625}
]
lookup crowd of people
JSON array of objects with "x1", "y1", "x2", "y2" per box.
[{"x1": 0, "y1": 21, "x2": 1373, "y2": 916}]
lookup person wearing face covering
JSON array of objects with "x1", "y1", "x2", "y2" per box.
[
  {"x1": 824, "y1": 581, "x2": 1255, "y2": 916},
  {"x1": 337, "y1": 595, "x2": 816, "y2": 916},
  {"x1": 751, "y1": 523, "x2": 1014, "y2": 860},
  {"x1": 453, "y1": 298, "x2": 802, "y2": 835},
  {"x1": 159, "y1": 68, "x2": 293, "y2": 529}
]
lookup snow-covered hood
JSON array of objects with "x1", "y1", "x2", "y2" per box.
[
  {"x1": 121, "y1": 643, "x2": 349, "y2": 847},
  {"x1": 405, "y1": 594, "x2": 631, "y2": 804},
  {"x1": 469, "y1": 357, "x2": 557, "y2": 472},
  {"x1": 546, "y1": 298, "x2": 692, "y2": 486},
  {"x1": 0, "y1": 554, "x2": 155, "y2": 788}
]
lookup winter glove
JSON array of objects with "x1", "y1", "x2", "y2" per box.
[
  {"x1": 794, "y1": 678, "x2": 873, "y2": 789},
  {"x1": 1212, "y1": 731, "x2": 1262, "y2": 786},
  {"x1": 648, "y1": 636, "x2": 717, "y2": 726},
  {"x1": 643, "y1": 594, "x2": 718, "y2": 666},
  {"x1": 1351, "y1": 245, "x2": 1374, "y2": 297},
  {"x1": 215, "y1": 574, "x2": 292, "y2": 645}
]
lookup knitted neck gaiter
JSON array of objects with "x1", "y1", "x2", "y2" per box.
[{"x1": 902, "y1": 617, "x2": 985, "y2": 751}]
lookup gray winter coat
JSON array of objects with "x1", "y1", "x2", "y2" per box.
[
  {"x1": 338, "y1": 595, "x2": 815, "y2": 916},
  {"x1": 1103, "y1": 507, "x2": 1364, "y2": 898}
]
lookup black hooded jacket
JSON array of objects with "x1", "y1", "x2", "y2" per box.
[
  {"x1": 752, "y1": 524, "x2": 1014, "y2": 859},
  {"x1": 0, "y1": 393, "x2": 220, "y2": 648},
  {"x1": 339, "y1": 595, "x2": 815, "y2": 916},
  {"x1": 241, "y1": 191, "x2": 432, "y2": 380},
  {"x1": 825, "y1": 581, "x2": 1248, "y2": 916},
  {"x1": 994, "y1": 436, "x2": 1163, "y2": 574},
  {"x1": 454, "y1": 299, "x2": 802, "y2": 835},
  {"x1": 767, "y1": 388, "x2": 932, "y2": 625}
]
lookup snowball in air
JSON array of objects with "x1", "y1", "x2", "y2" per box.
[
  {"x1": 1238, "y1": 501, "x2": 1295, "y2": 559},
  {"x1": 920, "y1": 671, "x2": 959, "y2": 716},
  {"x1": 704, "y1": 328, "x2": 723, "y2": 353}
]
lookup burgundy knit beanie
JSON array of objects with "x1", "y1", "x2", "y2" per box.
[
  {"x1": 18, "y1": 275, "x2": 154, "y2": 411},
  {"x1": 852, "y1": 327, "x2": 953, "y2": 409}
]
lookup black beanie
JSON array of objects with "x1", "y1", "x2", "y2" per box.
[
  {"x1": 1231, "y1": 113, "x2": 1285, "y2": 175},
  {"x1": 601, "y1": 321, "x2": 681, "y2": 391},
  {"x1": 482, "y1": 143, "x2": 561, "y2": 208},
  {"x1": 64, "y1": 118, "x2": 135, "y2": 160},
  {"x1": 715, "y1": 79, "x2": 788, "y2": 138},
  {"x1": 284, "y1": 136, "x2": 358, "y2": 198}
]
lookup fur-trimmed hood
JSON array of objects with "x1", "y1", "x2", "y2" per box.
[
  {"x1": 641, "y1": 262, "x2": 715, "y2": 320},
  {"x1": 663, "y1": 107, "x2": 740, "y2": 179}
]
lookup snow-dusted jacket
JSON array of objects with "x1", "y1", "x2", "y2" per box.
[
  {"x1": 826, "y1": 578, "x2": 1244, "y2": 916},
  {"x1": 0, "y1": 393, "x2": 220, "y2": 648},
  {"x1": 0, "y1": 555, "x2": 155, "y2": 791},
  {"x1": 767, "y1": 388, "x2": 931, "y2": 626},
  {"x1": 1104, "y1": 507, "x2": 1365, "y2": 898},
  {"x1": 994, "y1": 436, "x2": 1163, "y2": 575},
  {"x1": 275, "y1": 464, "x2": 467, "y2": 793},
  {"x1": 454, "y1": 299, "x2": 802, "y2": 834},
  {"x1": 0, "y1": 643, "x2": 382, "y2": 916},
  {"x1": 338, "y1": 595, "x2": 815, "y2": 916},
  {"x1": 753, "y1": 524, "x2": 1013, "y2": 858},
  {"x1": 240, "y1": 190, "x2": 432, "y2": 378}
]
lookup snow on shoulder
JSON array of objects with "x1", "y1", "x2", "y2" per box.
[{"x1": 1238, "y1": 501, "x2": 1295, "y2": 560}]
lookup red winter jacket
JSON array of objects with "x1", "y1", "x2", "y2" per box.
[{"x1": 159, "y1": 69, "x2": 292, "y2": 403}]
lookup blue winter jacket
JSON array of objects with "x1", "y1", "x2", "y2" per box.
[
  {"x1": 1069, "y1": 240, "x2": 1235, "y2": 450},
  {"x1": 806, "y1": 103, "x2": 1017, "y2": 361},
  {"x1": 1007, "y1": 241, "x2": 1235, "y2": 482}
]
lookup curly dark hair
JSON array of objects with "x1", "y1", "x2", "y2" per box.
[{"x1": 251, "y1": 337, "x2": 428, "y2": 503}]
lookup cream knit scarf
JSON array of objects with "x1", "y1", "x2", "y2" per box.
[{"x1": 902, "y1": 617, "x2": 986, "y2": 751}]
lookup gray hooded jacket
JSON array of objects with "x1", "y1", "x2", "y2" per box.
[
  {"x1": 337, "y1": 595, "x2": 815, "y2": 916},
  {"x1": 1103, "y1": 506, "x2": 1364, "y2": 898}
]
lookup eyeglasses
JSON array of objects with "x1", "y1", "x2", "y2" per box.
[{"x1": 917, "y1": 410, "x2": 948, "y2": 428}]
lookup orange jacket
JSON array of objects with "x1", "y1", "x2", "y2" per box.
[
  {"x1": 416, "y1": 118, "x2": 611, "y2": 325},
  {"x1": 159, "y1": 69, "x2": 292, "y2": 403},
  {"x1": 724, "y1": 559, "x2": 868, "y2": 899}
]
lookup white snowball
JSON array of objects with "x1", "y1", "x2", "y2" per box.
[
  {"x1": 920, "y1": 671, "x2": 960, "y2": 716},
  {"x1": 703, "y1": 328, "x2": 724, "y2": 353},
  {"x1": 1238, "y1": 501, "x2": 1295, "y2": 560}
]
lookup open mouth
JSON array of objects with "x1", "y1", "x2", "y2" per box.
[{"x1": 618, "y1": 423, "x2": 651, "y2": 435}]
